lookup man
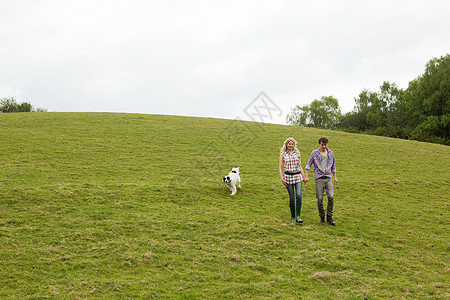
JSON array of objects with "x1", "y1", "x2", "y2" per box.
[{"x1": 304, "y1": 137, "x2": 338, "y2": 225}]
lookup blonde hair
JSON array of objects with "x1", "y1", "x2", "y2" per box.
[{"x1": 280, "y1": 137, "x2": 300, "y2": 153}]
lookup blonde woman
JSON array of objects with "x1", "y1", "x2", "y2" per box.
[{"x1": 279, "y1": 137, "x2": 306, "y2": 223}]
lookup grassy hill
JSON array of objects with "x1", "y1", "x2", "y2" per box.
[{"x1": 0, "y1": 112, "x2": 448, "y2": 299}]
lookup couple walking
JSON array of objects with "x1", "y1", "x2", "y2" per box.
[{"x1": 278, "y1": 137, "x2": 338, "y2": 225}]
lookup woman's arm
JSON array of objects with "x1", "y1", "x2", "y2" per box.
[
  {"x1": 279, "y1": 153, "x2": 287, "y2": 187},
  {"x1": 300, "y1": 152, "x2": 309, "y2": 183},
  {"x1": 299, "y1": 153, "x2": 305, "y2": 177}
]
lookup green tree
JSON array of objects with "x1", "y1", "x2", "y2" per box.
[
  {"x1": 339, "y1": 81, "x2": 407, "y2": 137},
  {"x1": 404, "y1": 54, "x2": 450, "y2": 143},
  {"x1": 286, "y1": 96, "x2": 341, "y2": 129},
  {"x1": 356, "y1": 89, "x2": 381, "y2": 130}
]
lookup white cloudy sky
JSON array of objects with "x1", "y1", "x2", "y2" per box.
[{"x1": 1, "y1": 0, "x2": 449, "y2": 124}]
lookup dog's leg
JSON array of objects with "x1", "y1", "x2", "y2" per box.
[
  {"x1": 231, "y1": 185, "x2": 236, "y2": 195},
  {"x1": 238, "y1": 179, "x2": 241, "y2": 189}
]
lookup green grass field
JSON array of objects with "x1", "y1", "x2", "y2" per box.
[{"x1": 1, "y1": 112, "x2": 449, "y2": 299}]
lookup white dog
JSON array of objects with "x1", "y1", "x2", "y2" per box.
[{"x1": 222, "y1": 167, "x2": 241, "y2": 195}]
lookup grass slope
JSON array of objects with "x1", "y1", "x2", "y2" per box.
[{"x1": 0, "y1": 112, "x2": 449, "y2": 299}]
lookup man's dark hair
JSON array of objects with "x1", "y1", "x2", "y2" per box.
[{"x1": 318, "y1": 137, "x2": 328, "y2": 144}]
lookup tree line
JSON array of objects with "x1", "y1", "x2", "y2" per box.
[
  {"x1": 286, "y1": 54, "x2": 450, "y2": 145},
  {"x1": 0, "y1": 97, "x2": 47, "y2": 113}
]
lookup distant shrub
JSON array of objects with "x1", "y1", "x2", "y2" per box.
[
  {"x1": 17, "y1": 102, "x2": 33, "y2": 112},
  {"x1": 0, "y1": 98, "x2": 18, "y2": 113},
  {"x1": 0, "y1": 97, "x2": 47, "y2": 113}
]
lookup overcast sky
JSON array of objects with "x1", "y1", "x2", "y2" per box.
[{"x1": 1, "y1": 0, "x2": 449, "y2": 124}]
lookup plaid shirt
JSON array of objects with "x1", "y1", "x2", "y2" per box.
[
  {"x1": 305, "y1": 148, "x2": 336, "y2": 180},
  {"x1": 283, "y1": 151, "x2": 303, "y2": 184}
]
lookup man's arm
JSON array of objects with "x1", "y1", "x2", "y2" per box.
[
  {"x1": 330, "y1": 150, "x2": 338, "y2": 184},
  {"x1": 332, "y1": 172, "x2": 338, "y2": 185},
  {"x1": 304, "y1": 152, "x2": 314, "y2": 182}
]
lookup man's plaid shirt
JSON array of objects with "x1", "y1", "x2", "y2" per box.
[{"x1": 305, "y1": 147, "x2": 336, "y2": 180}]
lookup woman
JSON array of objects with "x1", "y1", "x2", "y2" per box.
[{"x1": 279, "y1": 137, "x2": 306, "y2": 223}]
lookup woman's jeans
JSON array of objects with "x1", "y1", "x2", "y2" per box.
[{"x1": 286, "y1": 181, "x2": 302, "y2": 218}]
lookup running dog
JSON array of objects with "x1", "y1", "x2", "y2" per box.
[{"x1": 222, "y1": 167, "x2": 241, "y2": 195}]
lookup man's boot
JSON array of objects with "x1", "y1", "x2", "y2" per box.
[{"x1": 327, "y1": 215, "x2": 335, "y2": 226}]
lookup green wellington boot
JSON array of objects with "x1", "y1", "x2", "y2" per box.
[
  {"x1": 290, "y1": 203, "x2": 296, "y2": 222},
  {"x1": 295, "y1": 202, "x2": 303, "y2": 223}
]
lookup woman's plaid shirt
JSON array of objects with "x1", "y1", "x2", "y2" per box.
[{"x1": 283, "y1": 151, "x2": 303, "y2": 184}]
